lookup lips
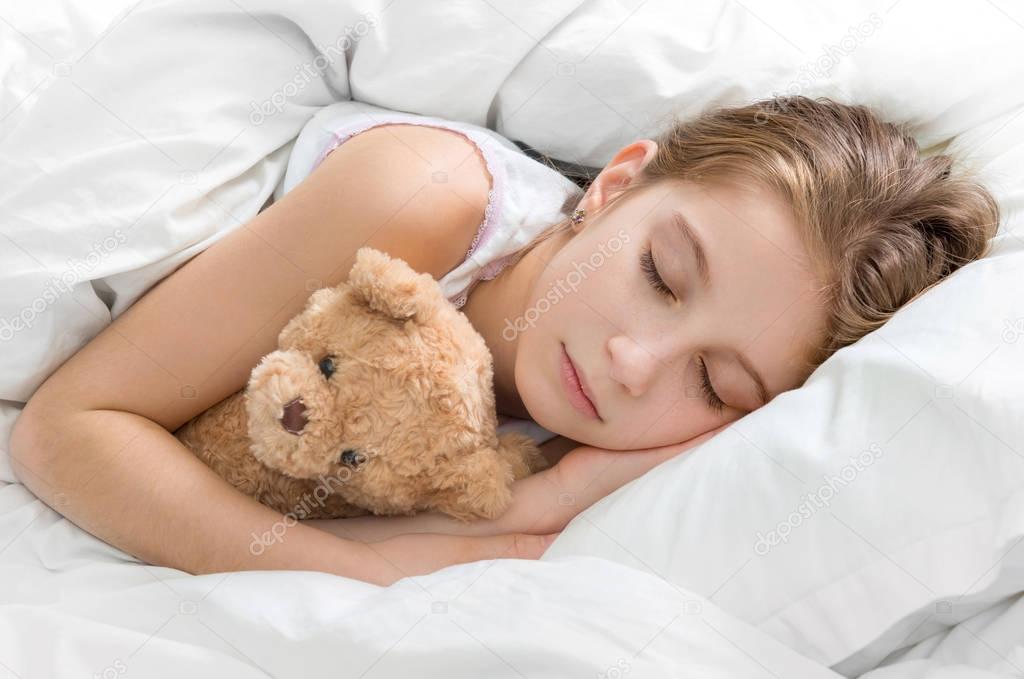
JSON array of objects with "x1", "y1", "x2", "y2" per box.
[{"x1": 560, "y1": 343, "x2": 602, "y2": 421}]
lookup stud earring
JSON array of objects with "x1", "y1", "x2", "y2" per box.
[{"x1": 570, "y1": 207, "x2": 586, "y2": 225}]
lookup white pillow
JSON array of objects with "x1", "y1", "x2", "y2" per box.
[
  {"x1": 493, "y1": 0, "x2": 1024, "y2": 169},
  {"x1": 545, "y1": 107, "x2": 1024, "y2": 675}
]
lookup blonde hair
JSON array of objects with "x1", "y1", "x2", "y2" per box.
[{"x1": 510, "y1": 95, "x2": 1001, "y2": 374}]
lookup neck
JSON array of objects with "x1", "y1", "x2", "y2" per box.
[{"x1": 461, "y1": 229, "x2": 572, "y2": 420}]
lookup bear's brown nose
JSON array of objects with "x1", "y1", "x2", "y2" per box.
[{"x1": 280, "y1": 398, "x2": 308, "y2": 434}]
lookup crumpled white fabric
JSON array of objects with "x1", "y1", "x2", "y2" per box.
[{"x1": 2, "y1": 1, "x2": 1024, "y2": 676}]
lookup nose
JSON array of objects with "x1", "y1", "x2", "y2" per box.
[
  {"x1": 607, "y1": 335, "x2": 659, "y2": 397},
  {"x1": 280, "y1": 397, "x2": 308, "y2": 434}
]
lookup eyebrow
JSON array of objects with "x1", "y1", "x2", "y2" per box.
[{"x1": 670, "y1": 210, "x2": 711, "y2": 289}]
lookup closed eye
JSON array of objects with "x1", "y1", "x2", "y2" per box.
[
  {"x1": 697, "y1": 357, "x2": 726, "y2": 414},
  {"x1": 640, "y1": 244, "x2": 675, "y2": 300},
  {"x1": 640, "y1": 245, "x2": 727, "y2": 414}
]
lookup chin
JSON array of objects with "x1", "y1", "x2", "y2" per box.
[
  {"x1": 514, "y1": 358, "x2": 564, "y2": 433},
  {"x1": 523, "y1": 383, "x2": 599, "y2": 445}
]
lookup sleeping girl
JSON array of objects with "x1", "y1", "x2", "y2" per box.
[{"x1": 11, "y1": 95, "x2": 999, "y2": 585}]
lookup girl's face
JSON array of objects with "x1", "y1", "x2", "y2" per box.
[{"x1": 513, "y1": 141, "x2": 827, "y2": 450}]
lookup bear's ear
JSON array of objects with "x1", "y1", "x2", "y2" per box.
[
  {"x1": 278, "y1": 286, "x2": 343, "y2": 349},
  {"x1": 346, "y1": 247, "x2": 448, "y2": 323}
]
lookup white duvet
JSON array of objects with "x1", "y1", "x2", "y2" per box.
[{"x1": 2, "y1": 1, "x2": 1023, "y2": 676}]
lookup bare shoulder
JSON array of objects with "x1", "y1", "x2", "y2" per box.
[
  {"x1": 16, "y1": 120, "x2": 495, "y2": 436},
  {"x1": 310, "y1": 122, "x2": 494, "y2": 281}
]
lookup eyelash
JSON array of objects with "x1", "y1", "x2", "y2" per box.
[
  {"x1": 640, "y1": 245, "x2": 726, "y2": 414},
  {"x1": 639, "y1": 245, "x2": 675, "y2": 300},
  {"x1": 697, "y1": 356, "x2": 726, "y2": 415}
]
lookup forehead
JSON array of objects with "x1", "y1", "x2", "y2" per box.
[{"x1": 648, "y1": 178, "x2": 826, "y2": 392}]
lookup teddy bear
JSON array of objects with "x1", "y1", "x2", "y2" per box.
[{"x1": 174, "y1": 246, "x2": 548, "y2": 521}]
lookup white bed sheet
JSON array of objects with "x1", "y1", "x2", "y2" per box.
[
  {"x1": 863, "y1": 593, "x2": 1024, "y2": 678},
  {"x1": 0, "y1": 480, "x2": 844, "y2": 678}
]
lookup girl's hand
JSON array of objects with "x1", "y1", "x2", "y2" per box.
[
  {"x1": 364, "y1": 531, "x2": 560, "y2": 584},
  {"x1": 306, "y1": 468, "x2": 571, "y2": 542},
  {"x1": 554, "y1": 421, "x2": 732, "y2": 504}
]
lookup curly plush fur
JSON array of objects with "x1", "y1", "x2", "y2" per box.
[{"x1": 175, "y1": 247, "x2": 548, "y2": 521}]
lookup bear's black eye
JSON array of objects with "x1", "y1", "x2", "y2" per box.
[
  {"x1": 339, "y1": 449, "x2": 365, "y2": 468},
  {"x1": 318, "y1": 356, "x2": 335, "y2": 379}
]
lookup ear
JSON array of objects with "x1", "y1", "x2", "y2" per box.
[
  {"x1": 277, "y1": 286, "x2": 341, "y2": 349},
  {"x1": 576, "y1": 139, "x2": 658, "y2": 231},
  {"x1": 346, "y1": 247, "x2": 446, "y2": 323}
]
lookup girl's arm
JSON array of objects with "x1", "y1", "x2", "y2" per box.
[
  {"x1": 10, "y1": 404, "x2": 556, "y2": 584},
  {"x1": 9, "y1": 123, "x2": 533, "y2": 584},
  {"x1": 308, "y1": 424, "x2": 731, "y2": 542}
]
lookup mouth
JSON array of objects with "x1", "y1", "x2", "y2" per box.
[{"x1": 559, "y1": 342, "x2": 602, "y2": 421}]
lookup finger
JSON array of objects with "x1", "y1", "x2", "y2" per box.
[
  {"x1": 462, "y1": 532, "x2": 558, "y2": 562},
  {"x1": 481, "y1": 532, "x2": 560, "y2": 560}
]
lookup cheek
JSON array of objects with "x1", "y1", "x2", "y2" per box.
[
  {"x1": 519, "y1": 268, "x2": 579, "y2": 333},
  {"x1": 511, "y1": 331, "x2": 556, "y2": 427},
  {"x1": 548, "y1": 249, "x2": 633, "y2": 315},
  {"x1": 608, "y1": 400, "x2": 722, "y2": 450}
]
